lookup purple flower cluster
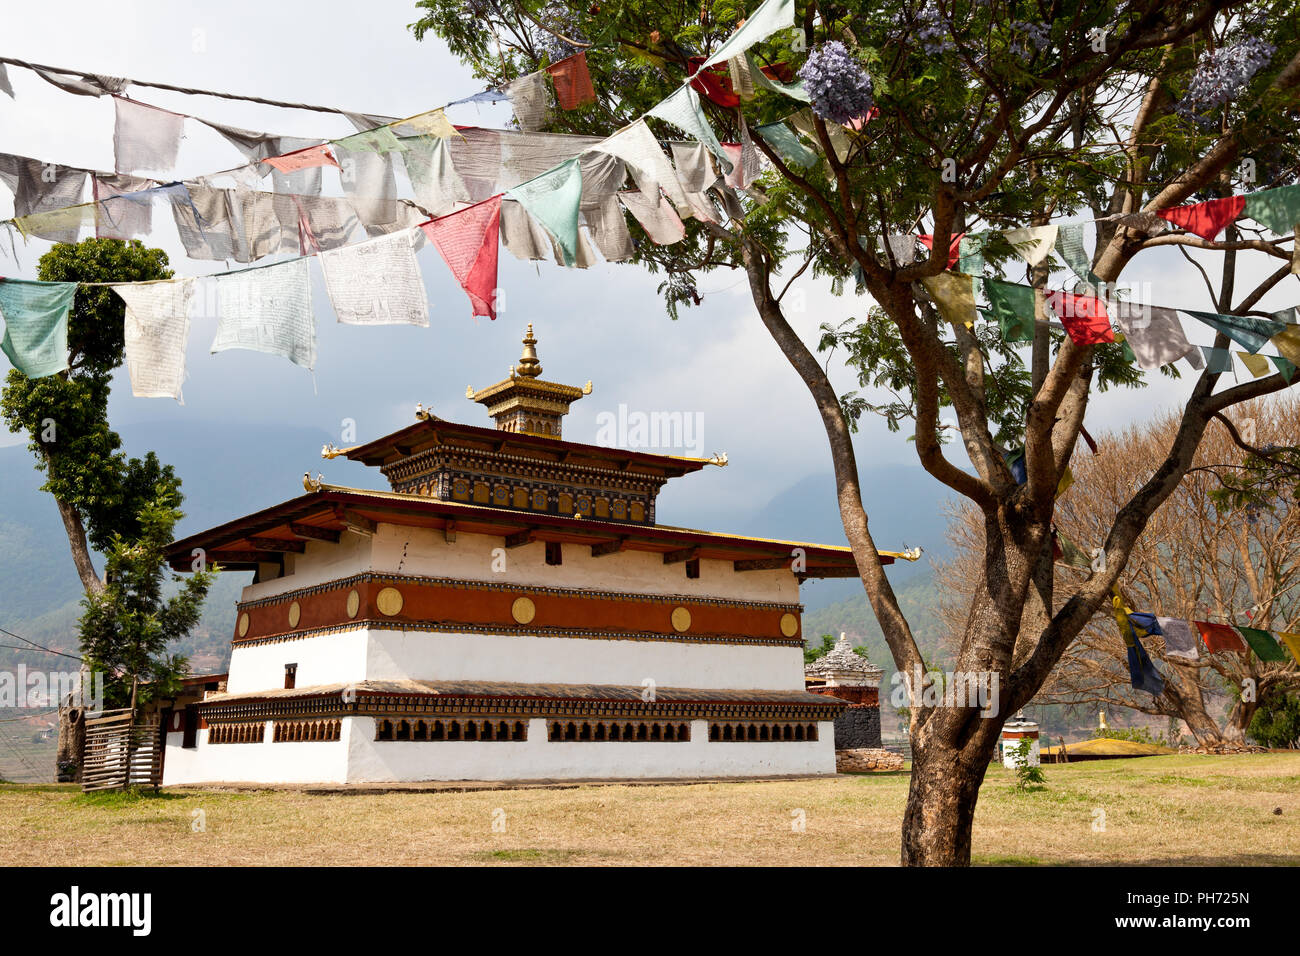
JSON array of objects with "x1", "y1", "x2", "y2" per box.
[
  {"x1": 909, "y1": 5, "x2": 955, "y2": 55},
  {"x1": 798, "y1": 41, "x2": 874, "y2": 125},
  {"x1": 1010, "y1": 20, "x2": 1051, "y2": 57},
  {"x1": 1180, "y1": 36, "x2": 1275, "y2": 116}
]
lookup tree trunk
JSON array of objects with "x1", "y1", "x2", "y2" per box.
[
  {"x1": 54, "y1": 497, "x2": 104, "y2": 596},
  {"x1": 901, "y1": 731, "x2": 998, "y2": 866},
  {"x1": 55, "y1": 703, "x2": 85, "y2": 783}
]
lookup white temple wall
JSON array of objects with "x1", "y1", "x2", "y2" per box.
[
  {"x1": 225, "y1": 631, "x2": 369, "y2": 695},
  {"x1": 236, "y1": 523, "x2": 800, "y2": 606},
  {"x1": 161, "y1": 725, "x2": 349, "y2": 786},
  {"x1": 364, "y1": 629, "x2": 806, "y2": 690},
  {"x1": 345, "y1": 717, "x2": 838, "y2": 781}
]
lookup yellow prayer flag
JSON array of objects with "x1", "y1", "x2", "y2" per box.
[
  {"x1": 1271, "y1": 324, "x2": 1300, "y2": 365},
  {"x1": 1238, "y1": 351, "x2": 1271, "y2": 378},
  {"x1": 920, "y1": 271, "x2": 976, "y2": 330},
  {"x1": 397, "y1": 109, "x2": 457, "y2": 138},
  {"x1": 1278, "y1": 632, "x2": 1300, "y2": 665},
  {"x1": 1055, "y1": 465, "x2": 1075, "y2": 498}
]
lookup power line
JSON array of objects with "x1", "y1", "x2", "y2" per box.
[
  {"x1": 0, "y1": 626, "x2": 82, "y2": 661},
  {"x1": 0, "y1": 53, "x2": 383, "y2": 118}
]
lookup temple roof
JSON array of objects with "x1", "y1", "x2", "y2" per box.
[
  {"x1": 804, "y1": 635, "x2": 884, "y2": 680},
  {"x1": 165, "y1": 481, "x2": 902, "y2": 577}
]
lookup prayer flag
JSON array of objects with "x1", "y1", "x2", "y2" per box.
[
  {"x1": 1273, "y1": 356, "x2": 1296, "y2": 382},
  {"x1": 747, "y1": 53, "x2": 810, "y2": 102},
  {"x1": 113, "y1": 96, "x2": 185, "y2": 176},
  {"x1": 1156, "y1": 194, "x2": 1245, "y2": 241},
  {"x1": 1046, "y1": 290, "x2": 1113, "y2": 345},
  {"x1": 699, "y1": 0, "x2": 795, "y2": 69},
  {"x1": 589, "y1": 119, "x2": 689, "y2": 214},
  {"x1": 789, "y1": 109, "x2": 850, "y2": 162},
  {"x1": 0, "y1": 279, "x2": 76, "y2": 377},
  {"x1": 1238, "y1": 351, "x2": 1271, "y2": 378},
  {"x1": 1184, "y1": 309, "x2": 1286, "y2": 354},
  {"x1": 648, "y1": 85, "x2": 731, "y2": 170},
  {"x1": 983, "y1": 277, "x2": 1036, "y2": 341},
  {"x1": 333, "y1": 125, "x2": 406, "y2": 154},
  {"x1": 395, "y1": 109, "x2": 457, "y2": 139},
  {"x1": 506, "y1": 159, "x2": 583, "y2": 267},
  {"x1": 262, "y1": 144, "x2": 339, "y2": 174},
  {"x1": 1128, "y1": 613, "x2": 1162, "y2": 638},
  {"x1": 94, "y1": 173, "x2": 154, "y2": 240},
  {"x1": 1277, "y1": 632, "x2": 1300, "y2": 665},
  {"x1": 420, "y1": 195, "x2": 502, "y2": 320},
  {"x1": 619, "y1": 189, "x2": 685, "y2": 245},
  {"x1": 921, "y1": 271, "x2": 977, "y2": 331},
  {"x1": 728, "y1": 55, "x2": 756, "y2": 101},
  {"x1": 1111, "y1": 301, "x2": 1197, "y2": 370},
  {"x1": 754, "y1": 120, "x2": 817, "y2": 168},
  {"x1": 210, "y1": 257, "x2": 316, "y2": 370},
  {"x1": 1243, "y1": 184, "x2": 1300, "y2": 235},
  {"x1": 1156, "y1": 617, "x2": 1200, "y2": 661},
  {"x1": 505, "y1": 71, "x2": 551, "y2": 131},
  {"x1": 1193, "y1": 620, "x2": 1247, "y2": 654},
  {"x1": 546, "y1": 52, "x2": 597, "y2": 110},
  {"x1": 1200, "y1": 346, "x2": 1233, "y2": 373},
  {"x1": 1237, "y1": 626, "x2": 1289, "y2": 663},
  {"x1": 115, "y1": 279, "x2": 194, "y2": 402},
  {"x1": 1126, "y1": 635, "x2": 1165, "y2": 696},
  {"x1": 1270, "y1": 324, "x2": 1300, "y2": 366},
  {"x1": 917, "y1": 232, "x2": 964, "y2": 270},
  {"x1": 1054, "y1": 222, "x2": 1103, "y2": 293},
  {"x1": 319, "y1": 229, "x2": 429, "y2": 326},
  {"x1": 402, "y1": 135, "x2": 471, "y2": 217},
  {"x1": 1003, "y1": 224, "x2": 1058, "y2": 267}
]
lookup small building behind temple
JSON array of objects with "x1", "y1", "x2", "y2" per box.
[
  {"x1": 804, "y1": 634, "x2": 884, "y2": 750},
  {"x1": 156, "y1": 327, "x2": 913, "y2": 787}
]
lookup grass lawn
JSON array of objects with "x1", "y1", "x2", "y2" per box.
[{"x1": 1, "y1": 754, "x2": 1297, "y2": 866}]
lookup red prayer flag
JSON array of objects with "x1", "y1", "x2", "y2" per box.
[
  {"x1": 1045, "y1": 289, "x2": 1115, "y2": 345},
  {"x1": 1156, "y1": 195, "x2": 1245, "y2": 241},
  {"x1": 547, "y1": 52, "x2": 597, "y2": 110},
  {"x1": 918, "y1": 232, "x2": 965, "y2": 269},
  {"x1": 261, "y1": 144, "x2": 340, "y2": 174},
  {"x1": 1194, "y1": 620, "x2": 1248, "y2": 653},
  {"x1": 845, "y1": 107, "x2": 880, "y2": 131},
  {"x1": 421, "y1": 195, "x2": 502, "y2": 320},
  {"x1": 687, "y1": 58, "x2": 741, "y2": 107}
]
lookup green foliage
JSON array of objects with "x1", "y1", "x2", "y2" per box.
[
  {"x1": 1248, "y1": 689, "x2": 1300, "y2": 749},
  {"x1": 1011, "y1": 737, "x2": 1046, "y2": 790},
  {"x1": 1, "y1": 239, "x2": 176, "y2": 553},
  {"x1": 79, "y1": 485, "x2": 215, "y2": 708},
  {"x1": 803, "y1": 632, "x2": 872, "y2": 663}
]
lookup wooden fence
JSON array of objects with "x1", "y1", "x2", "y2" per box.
[{"x1": 81, "y1": 709, "x2": 162, "y2": 792}]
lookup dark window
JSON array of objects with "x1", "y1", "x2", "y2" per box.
[
  {"x1": 545, "y1": 542, "x2": 563, "y2": 566},
  {"x1": 181, "y1": 705, "x2": 199, "y2": 749},
  {"x1": 284, "y1": 663, "x2": 298, "y2": 690},
  {"x1": 685, "y1": 558, "x2": 700, "y2": 579}
]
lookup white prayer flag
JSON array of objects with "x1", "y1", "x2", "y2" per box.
[
  {"x1": 319, "y1": 229, "x2": 429, "y2": 326},
  {"x1": 589, "y1": 119, "x2": 689, "y2": 215},
  {"x1": 1003, "y1": 224, "x2": 1058, "y2": 267},
  {"x1": 210, "y1": 257, "x2": 316, "y2": 370},
  {"x1": 699, "y1": 0, "x2": 796, "y2": 69},
  {"x1": 113, "y1": 97, "x2": 185, "y2": 177},
  {"x1": 116, "y1": 279, "x2": 195, "y2": 403}
]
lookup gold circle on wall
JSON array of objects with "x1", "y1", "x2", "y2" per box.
[
  {"x1": 671, "y1": 606, "x2": 692, "y2": 633},
  {"x1": 512, "y1": 596, "x2": 537, "y2": 625},
  {"x1": 376, "y1": 587, "x2": 404, "y2": 616},
  {"x1": 346, "y1": 589, "x2": 360, "y2": 619},
  {"x1": 237, "y1": 613, "x2": 250, "y2": 638},
  {"x1": 780, "y1": 613, "x2": 799, "y2": 638},
  {"x1": 288, "y1": 602, "x2": 301, "y2": 628}
]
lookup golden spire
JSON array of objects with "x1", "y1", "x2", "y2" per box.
[{"x1": 515, "y1": 323, "x2": 543, "y2": 378}]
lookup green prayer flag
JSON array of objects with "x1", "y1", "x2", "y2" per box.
[
  {"x1": 984, "y1": 277, "x2": 1036, "y2": 342},
  {"x1": 1272, "y1": 355, "x2": 1297, "y2": 382},
  {"x1": 753, "y1": 120, "x2": 817, "y2": 168},
  {"x1": 1237, "y1": 626, "x2": 1289, "y2": 663},
  {"x1": 0, "y1": 279, "x2": 76, "y2": 378},
  {"x1": 1244, "y1": 184, "x2": 1300, "y2": 235},
  {"x1": 1054, "y1": 222, "x2": 1103, "y2": 293},
  {"x1": 1185, "y1": 309, "x2": 1287, "y2": 354},
  {"x1": 957, "y1": 232, "x2": 986, "y2": 276},
  {"x1": 1201, "y1": 346, "x2": 1233, "y2": 373},
  {"x1": 333, "y1": 125, "x2": 406, "y2": 154},
  {"x1": 506, "y1": 158, "x2": 583, "y2": 267},
  {"x1": 747, "y1": 52, "x2": 810, "y2": 102}
]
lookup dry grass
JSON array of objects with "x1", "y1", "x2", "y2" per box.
[{"x1": 1, "y1": 754, "x2": 1298, "y2": 866}]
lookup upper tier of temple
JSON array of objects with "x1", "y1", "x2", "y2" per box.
[{"x1": 336, "y1": 325, "x2": 717, "y2": 526}]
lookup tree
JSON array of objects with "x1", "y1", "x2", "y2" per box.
[
  {"x1": 937, "y1": 394, "x2": 1300, "y2": 745},
  {"x1": 79, "y1": 487, "x2": 215, "y2": 709},
  {"x1": 2, "y1": 238, "x2": 176, "y2": 595},
  {"x1": 411, "y1": 1, "x2": 1300, "y2": 864},
  {"x1": 1248, "y1": 687, "x2": 1300, "y2": 747}
]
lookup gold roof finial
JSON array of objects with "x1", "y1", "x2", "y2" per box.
[{"x1": 515, "y1": 323, "x2": 543, "y2": 378}]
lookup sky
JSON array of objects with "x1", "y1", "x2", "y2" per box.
[{"x1": 1, "y1": 0, "x2": 1297, "y2": 533}]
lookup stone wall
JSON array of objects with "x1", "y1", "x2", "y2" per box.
[{"x1": 832, "y1": 706, "x2": 881, "y2": 750}]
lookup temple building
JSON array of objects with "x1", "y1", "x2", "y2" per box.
[
  {"x1": 804, "y1": 634, "x2": 884, "y2": 750},
  {"x1": 159, "y1": 327, "x2": 908, "y2": 786}
]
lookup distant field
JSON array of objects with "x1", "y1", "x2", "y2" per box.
[{"x1": 1, "y1": 754, "x2": 1297, "y2": 866}]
